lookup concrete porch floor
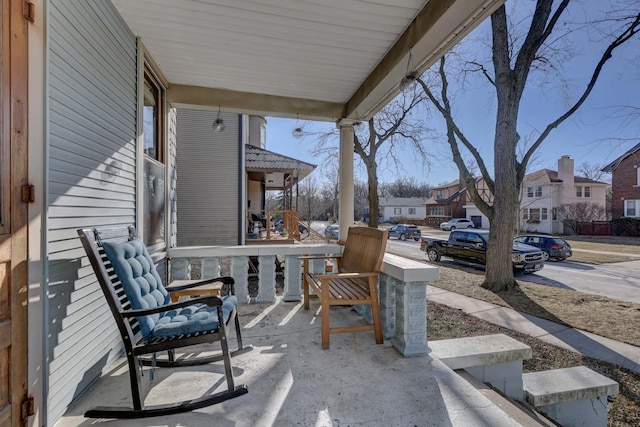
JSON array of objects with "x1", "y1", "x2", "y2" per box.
[{"x1": 55, "y1": 299, "x2": 543, "y2": 426}]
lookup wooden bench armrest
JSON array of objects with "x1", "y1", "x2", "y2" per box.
[
  {"x1": 165, "y1": 276, "x2": 234, "y2": 292},
  {"x1": 120, "y1": 295, "x2": 224, "y2": 318}
]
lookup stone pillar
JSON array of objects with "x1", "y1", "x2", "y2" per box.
[
  {"x1": 391, "y1": 280, "x2": 428, "y2": 357},
  {"x1": 258, "y1": 255, "x2": 276, "y2": 303},
  {"x1": 282, "y1": 255, "x2": 302, "y2": 302},
  {"x1": 201, "y1": 257, "x2": 221, "y2": 279},
  {"x1": 378, "y1": 274, "x2": 396, "y2": 339},
  {"x1": 338, "y1": 120, "x2": 355, "y2": 238},
  {"x1": 170, "y1": 257, "x2": 190, "y2": 280},
  {"x1": 231, "y1": 256, "x2": 249, "y2": 304}
]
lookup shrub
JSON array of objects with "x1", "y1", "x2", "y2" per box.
[{"x1": 611, "y1": 217, "x2": 640, "y2": 236}]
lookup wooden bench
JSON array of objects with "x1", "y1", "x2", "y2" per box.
[
  {"x1": 429, "y1": 334, "x2": 533, "y2": 400},
  {"x1": 301, "y1": 227, "x2": 388, "y2": 349},
  {"x1": 522, "y1": 366, "x2": 619, "y2": 427}
]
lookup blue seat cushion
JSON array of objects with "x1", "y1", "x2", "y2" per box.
[
  {"x1": 152, "y1": 296, "x2": 237, "y2": 338},
  {"x1": 102, "y1": 238, "x2": 169, "y2": 338}
]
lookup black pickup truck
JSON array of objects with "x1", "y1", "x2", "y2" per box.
[{"x1": 420, "y1": 229, "x2": 544, "y2": 273}]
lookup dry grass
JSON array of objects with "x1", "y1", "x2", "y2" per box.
[
  {"x1": 428, "y1": 303, "x2": 640, "y2": 427},
  {"x1": 431, "y1": 265, "x2": 640, "y2": 347}
]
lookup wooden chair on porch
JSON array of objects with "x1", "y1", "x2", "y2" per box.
[
  {"x1": 301, "y1": 226, "x2": 388, "y2": 349},
  {"x1": 77, "y1": 226, "x2": 251, "y2": 419}
]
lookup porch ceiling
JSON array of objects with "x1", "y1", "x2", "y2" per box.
[{"x1": 112, "y1": 0, "x2": 503, "y2": 121}]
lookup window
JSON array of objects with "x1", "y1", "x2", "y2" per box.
[
  {"x1": 408, "y1": 208, "x2": 416, "y2": 215},
  {"x1": 584, "y1": 186, "x2": 591, "y2": 197},
  {"x1": 522, "y1": 208, "x2": 546, "y2": 223},
  {"x1": 552, "y1": 207, "x2": 558, "y2": 220},
  {"x1": 529, "y1": 208, "x2": 541, "y2": 223},
  {"x1": 576, "y1": 186, "x2": 592, "y2": 197},
  {"x1": 394, "y1": 208, "x2": 401, "y2": 215},
  {"x1": 436, "y1": 189, "x2": 445, "y2": 199},
  {"x1": 430, "y1": 206, "x2": 444, "y2": 216},
  {"x1": 625, "y1": 200, "x2": 640, "y2": 217},
  {"x1": 527, "y1": 186, "x2": 542, "y2": 198},
  {"x1": 142, "y1": 66, "x2": 166, "y2": 247},
  {"x1": 637, "y1": 168, "x2": 640, "y2": 186}
]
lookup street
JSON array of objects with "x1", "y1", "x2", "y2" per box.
[{"x1": 383, "y1": 232, "x2": 640, "y2": 305}]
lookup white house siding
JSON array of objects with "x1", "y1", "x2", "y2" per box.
[
  {"x1": 176, "y1": 110, "x2": 241, "y2": 245},
  {"x1": 463, "y1": 205, "x2": 490, "y2": 229},
  {"x1": 47, "y1": 1, "x2": 137, "y2": 423},
  {"x1": 520, "y1": 183, "x2": 557, "y2": 234},
  {"x1": 379, "y1": 197, "x2": 428, "y2": 222}
]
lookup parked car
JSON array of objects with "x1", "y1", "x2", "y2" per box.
[
  {"x1": 513, "y1": 234, "x2": 572, "y2": 261},
  {"x1": 273, "y1": 219, "x2": 308, "y2": 234},
  {"x1": 440, "y1": 218, "x2": 475, "y2": 231},
  {"x1": 387, "y1": 224, "x2": 421, "y2": 241},
  {"x1": 325, "y1": 224, "x2": 339, "y2": 240},
  {"x1": 420, "y1": 229, "x2": 544, "y2": 273}
]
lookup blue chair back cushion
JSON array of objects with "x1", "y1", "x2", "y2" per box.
[
  {"x1": 102, "y1": 238, "x2": 169, "y2": 338},
  {"x1": 102, "y1": 238, "x2": 237, "y2": 339}
]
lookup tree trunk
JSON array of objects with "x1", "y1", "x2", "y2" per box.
[
  {"x1": 367, "y1": 161, "x2": 379, "y2": 228},
  {"x1": 483, "y1": 6, "x2": 520, "y2": 291}
]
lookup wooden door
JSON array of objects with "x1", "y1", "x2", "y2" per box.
[{"x1": 0, "y1": 0, "x2": 29, "y2": 425}]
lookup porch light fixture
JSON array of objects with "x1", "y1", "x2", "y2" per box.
[
  {"x1": 399, "y1": 51, "x2": 418, "y2": 91},
  {"x1": 213, "y1": 107, "x2": 225, "y2": 133},
  {"x1": 292, "y1": 114, "x2": 304, "y2": 138}
]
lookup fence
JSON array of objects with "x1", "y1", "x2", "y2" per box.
[{"x1": 575, "y1": 221, "x2": 611, "y2": 236}]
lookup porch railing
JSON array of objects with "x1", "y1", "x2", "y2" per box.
[
  {"x1": 247, "y1": 209, "x2": 317, "y2": 242},
  {"x1": 167, "y1": 244, "x2": 439, "y2": 357}
]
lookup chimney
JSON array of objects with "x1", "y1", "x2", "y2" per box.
[{"x1": 558, "y1": 155, "x2": 574, "y2": 189}]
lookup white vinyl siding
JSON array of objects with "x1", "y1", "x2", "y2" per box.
[
  {"x1": 176, "y1": 110, "x2": 241, "y2": 245},
  {"x1": 48, "y1": 1, "x2": 137, "y2": 422}
]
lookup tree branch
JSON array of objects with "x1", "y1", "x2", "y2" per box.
[{"x1": 522, "y1": 10, "x2": 640, "y2": 168}]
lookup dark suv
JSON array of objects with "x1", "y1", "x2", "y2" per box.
[
  {"x1": 513, "y1": 234, "x2": 572, "y2": 261},
  {"x1": 387, "y1": 224, "x2": 421, "y2": 241}
]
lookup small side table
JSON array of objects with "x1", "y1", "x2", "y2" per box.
[{"x1": 169, "y1": 280, "x2": 223, "y2": 302}]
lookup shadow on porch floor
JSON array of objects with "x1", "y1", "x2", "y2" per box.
[{"x1": 55, "y1": 299, "x2": 539, "y2": 426}]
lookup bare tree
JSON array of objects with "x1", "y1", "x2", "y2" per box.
[
  {"x1": 379, "y1": 177, "x2": 431, "y2": 198},
  {"x1": 416, "y1": 1, "x2": 640, "y2": 291},
  {"x1": 559, "y1": 202, "x2": 607, "y2": 233},
  {"x1": 312, "y1": 87, "x2": 430, "y2": 228},
  {"x1": 577, "y1": 162, "x2": 609, "y2": 183},
  {"x1": 356, "y1": 88, "x2": 430, "y2": 227}
]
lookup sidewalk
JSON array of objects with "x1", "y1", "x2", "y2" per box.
[{"x1": 428, "y1": 285, "x2": 640, "y2": 374}]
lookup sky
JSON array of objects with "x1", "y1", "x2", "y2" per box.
[{"x1": 265, "y1": 1, "x2": 639, "y2": 187}]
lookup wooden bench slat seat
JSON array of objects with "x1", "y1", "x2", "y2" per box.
[{"x1": 301, "y1": 227, "x2": 388, "y2": 349}]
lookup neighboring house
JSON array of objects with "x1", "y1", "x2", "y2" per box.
[
  {"x1": 378, "y1": 197, "x2": 428, "y2": 223},
  {"x1": 520, "y1": 156, "x2": 607, "y2": 234},
  {"x1": 426, "y1": 177, "x2": 493, "y2": 228},
  {"x1": 601, "y1": 142, "x2": 640, "y2": 219},
  {"x1": 176, "y1": 113, "x2": 315, "y2": 246}
]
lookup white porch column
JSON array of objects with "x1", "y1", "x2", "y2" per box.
[{"x1": 338, "y1": 119, "x2": 355, "y2": 239}]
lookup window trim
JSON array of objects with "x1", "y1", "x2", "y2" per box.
[
  {"x1": 625, "y1": 199, "x2": 640, "y2": 217},
  {"x1": 137, "y1": 40, "x2": 169, "y2": 250},
  {"x1": 526, "y1": 186, "x2": 542, "y2": 198}
]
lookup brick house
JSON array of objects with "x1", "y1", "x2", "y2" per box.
[
  {"x1": 425, "y1": 177, "x2": 492, "y2": 228},
  {"x1": 601, "y1": 142, "x2": 640, "y2": 218}
]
